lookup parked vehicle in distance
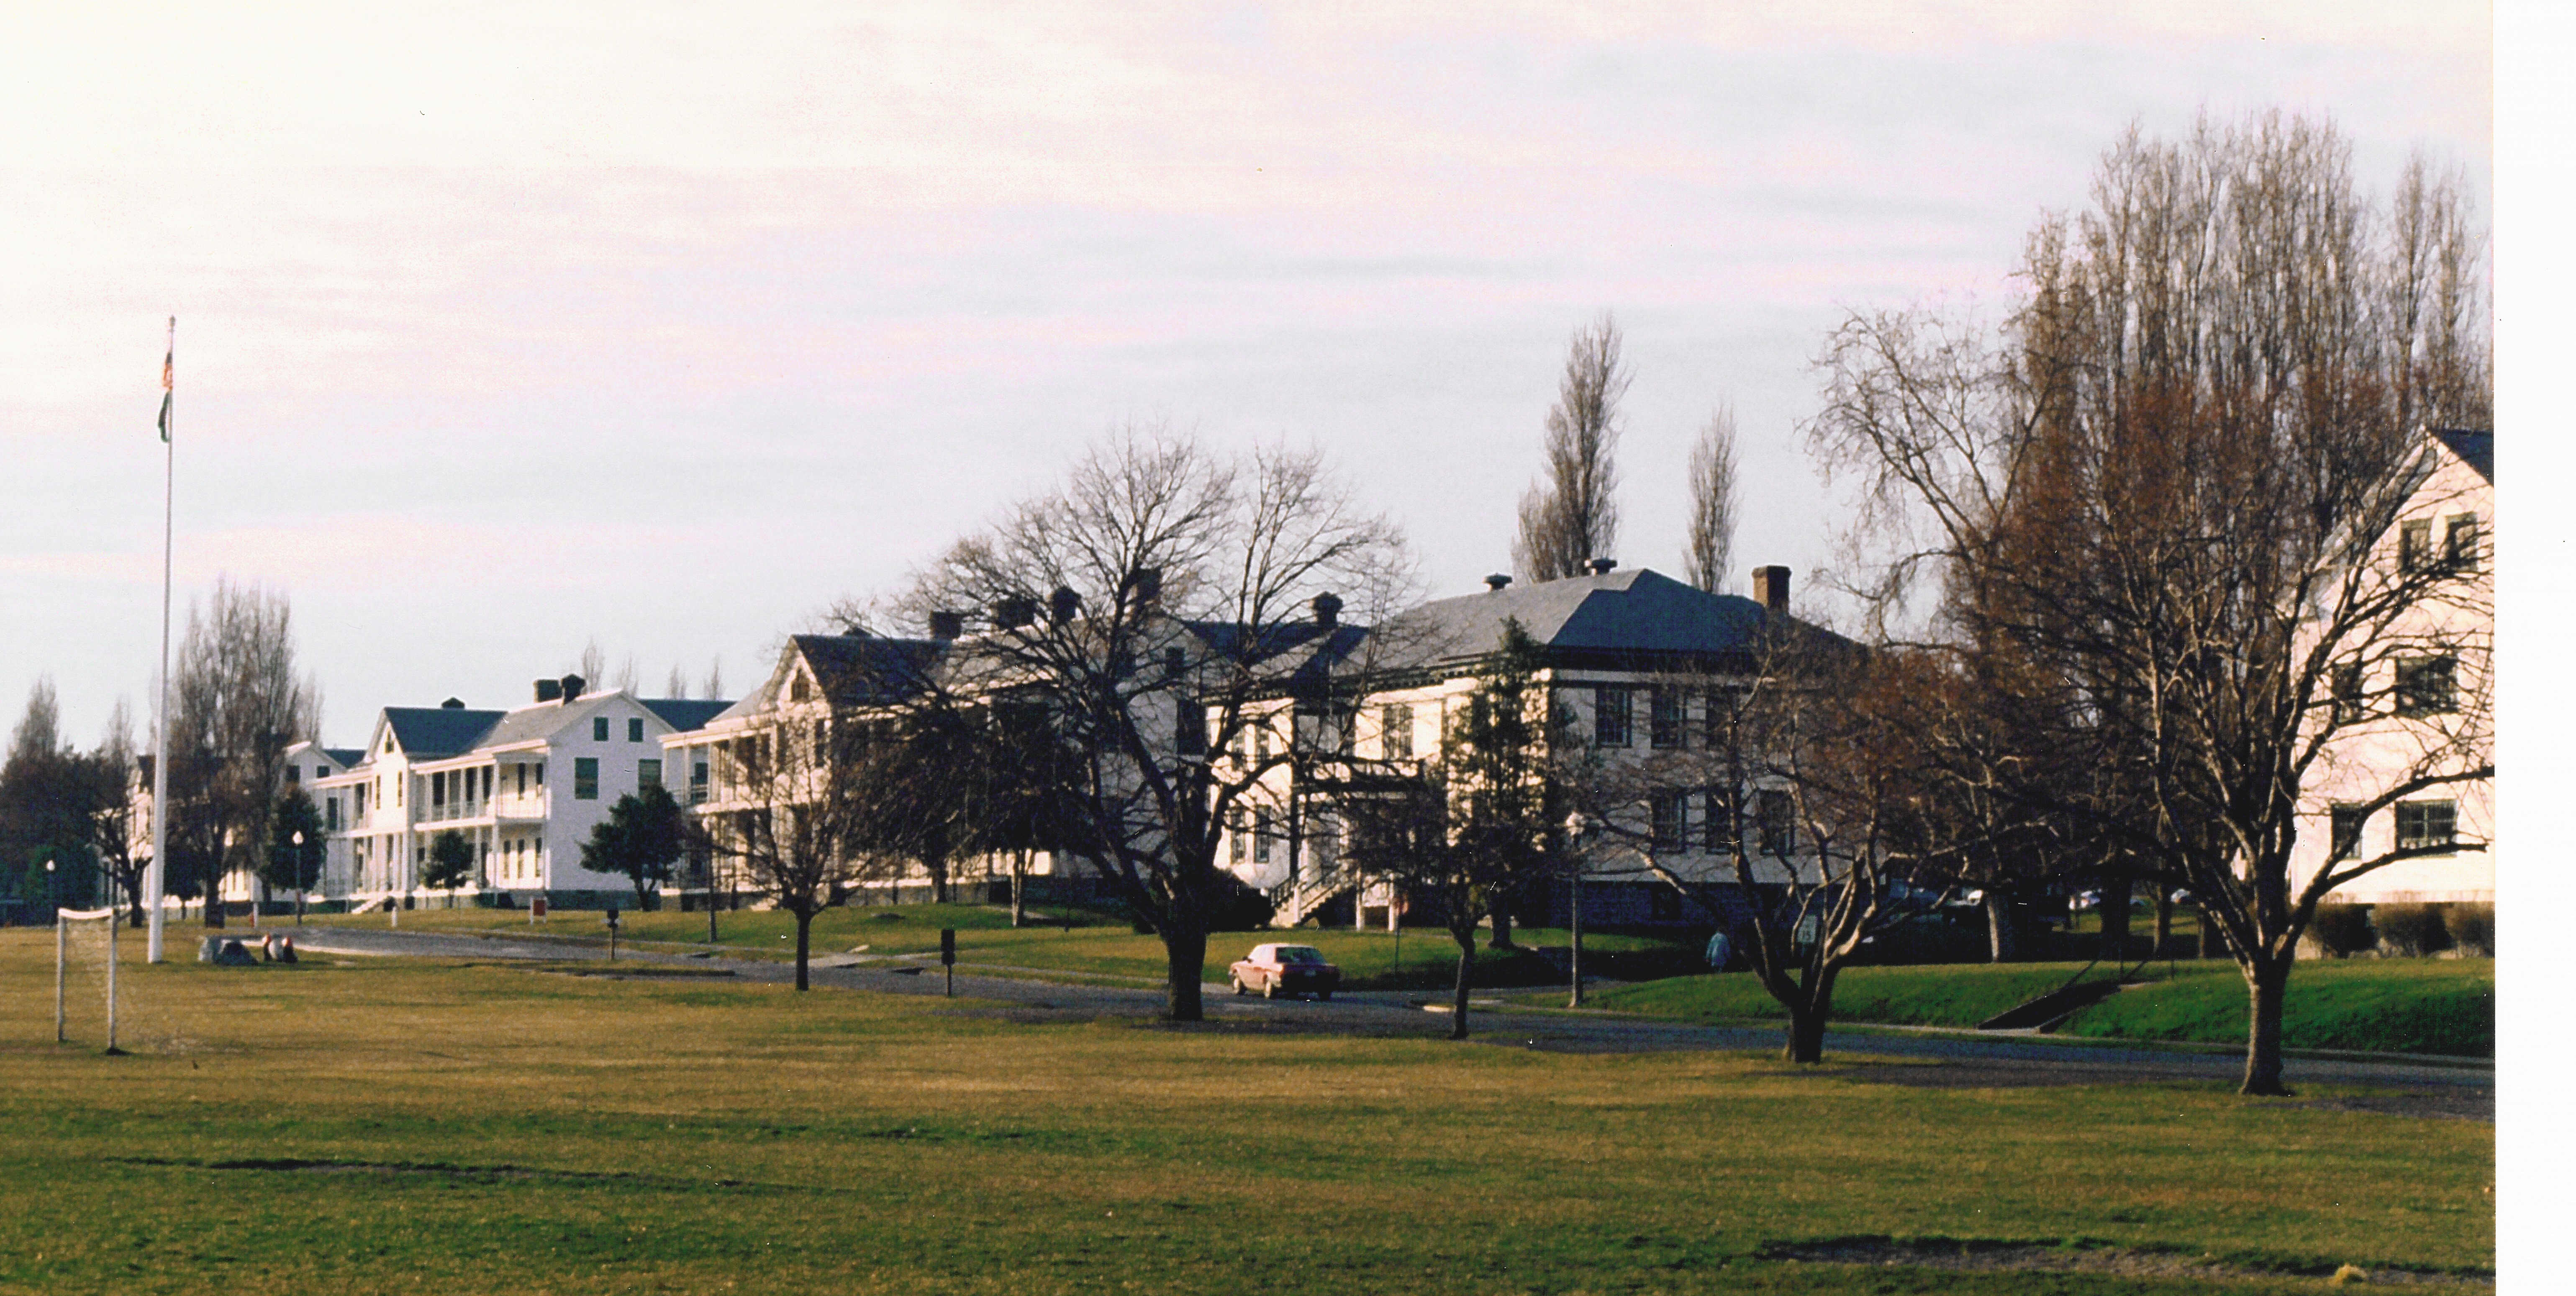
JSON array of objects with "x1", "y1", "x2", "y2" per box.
[{"x1": 1229, "y1": 943, "x2": 1340, "y2": 1000}]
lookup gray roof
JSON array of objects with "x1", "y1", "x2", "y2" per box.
[
  {"x1": 2433, "y1": 428, "x2": 2493, "y2": 483},
  {"x1": 381, "y1": 707, "x2": 506, "y2": 759},
  {"x1": 1385, "y1": 568, "x2": 1839, "y2": 670},
  {"x1": 706, "y1": 634, "x2": 949, "y2": 726},
  {"x1": 322, "y1": 748, "x2": 364, "y2": 768},
  {"x1": 641, "y1": 698, "x2": 734, "y2": 733}
]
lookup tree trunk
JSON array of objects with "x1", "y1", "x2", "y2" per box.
[
  {"x1": 1488, "y1": 907, "x2": 1516, "y2": 950},
  {"x1": 1781, "y1": 967, "x2": 1837, "y2": 1063},
  {"x1": 1451, "y1": 937, "x2": 1476, "y2": 1040},
  {"x1": 1162, "y1": 925, "x2": 1207, "y2": 1021},
  {"x1": 2095, "y1": 870, "x2": 2130, "y2": 957},
  {"x1": 1010, "y1": 852, "x2": 1027, "y2": 928},
  {"x1": 2240, "y1": 957, "x2": 2291, "y2": 1096},
  {"x1": 1984, "y1": 892, "x2": 2018, "y2": 963},
  {"x1": 2153, "y1": 886, "x2": 2174, "y2": 957},
  {"x1": 793, "y1": 909, "x2": 814, "y2": 992}
]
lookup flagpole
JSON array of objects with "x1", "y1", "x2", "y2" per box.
[{"x1": 147, "y1": 317, "x2": 174, "y2": 964}]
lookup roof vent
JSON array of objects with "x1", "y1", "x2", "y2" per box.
[
  {"x1": 1485, "y1": 573, "x2": 1512, "y2": 592},
  {"x1": 560, "y1": 674, "x2": 586, "y2": 702},
  {"x1": 1311, "y1": 592, "x2": 1343, "y2": 627},
  {"x1": 1049, "y1": 586, "x2": 1082, "y2": 624},
  {"x1": 1588, "y1": 558, "x2": 1616, "y2": 576},
  {"x1": 928, "y1": 610, "x2": 965, "y2": 641},
  {"x1": 1752, "y1": 566, "x2": 1791, "y2": 615},
  {"x1": 535, "y1": 679, "x2": 562, "y2": 703},
  {"x1": 441, "y1": 697, "x2": 464, "y2": 710}
]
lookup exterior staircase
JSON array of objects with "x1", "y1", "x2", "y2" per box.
[{"x1": 1268, "y1": 864, "x2": 1361, "y2": 927}]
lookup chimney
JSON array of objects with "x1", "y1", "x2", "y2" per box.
[
  {"x1": 1311, "y1": 592, "x2": 1343, "y2": 627},
  {"x1": 1588, "y1": 558, "x2": 1616, "y2": 576},
  {"x1": 929, "y1": 610, "x2": 965, "y2": 641},
  {"x1": 441, "y1": 697, "x2": 465, "y2": 710},
  {"x1": 1049, "y1": 585, "x2": 1082, "y2": 624},
  {"x1": 1485, "y1": 573, "x2": 1512, "y2": 592},
  {"x1": 535, "y1": 679, "x2": 562, "y2": 703},
  {"x1": 1125, "y1": 566, "x2": 1162, "y2": 608},
  {"x1": 1752, "y1": 566, "x2": 1791, "y2": 614},
  {"x1": 560, "y1": 673, "x2": 585, "y2": 702},
  {"x1": 994, "y1": 596, "x2": 1037, "y2": 630}
]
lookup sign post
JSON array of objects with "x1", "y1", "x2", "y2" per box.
[
  {"x1": 939, "y1": 928, "x2": 956, "y2": 998},
  {"x1": 605, "y1": 907, "x2": 620, "y2": 962}
]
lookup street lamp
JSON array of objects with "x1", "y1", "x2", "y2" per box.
[
  {"x1": 1564, "y1": 811, "x2": 1589, "y2": 1008},
  {"x1": 291, "y1": 831, "x2": 305, "y2": 927}
]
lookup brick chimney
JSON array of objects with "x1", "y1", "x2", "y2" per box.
[
  {"x1": 1312, "y1": 592, "x2": 1343, "y2": 627},
  {"x1": 928, "y1": 610, "x2": 965, "y2": 641},
  {"x1": 535, "y1": 679, "x2": 562, "y2": 703},
  {"x1": 1588, "y1": 558, "x2": 1616, "y2": 576},
  {"x1": 1752, "y1": 566, "x2": 1791, "y2": 614},
  {"x1": 1485, "y1": 573, "x2": 1512, "y2": 592}
]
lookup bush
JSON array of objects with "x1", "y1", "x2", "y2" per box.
[
  {"x1": 2372, "y1": 903, "x2": 2451, "y2": 957},
  {"x1": 2446, "y1": 902, "x2": 2493, "y2": 956},
  {"x1": 2304, "y1": 904, "x2": 2376, "y2": 958}
]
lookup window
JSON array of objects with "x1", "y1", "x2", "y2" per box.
[
  {"x1": 534, "y1": 761, "x2": 544, "y2": 785},
  {"x1": 326, "y1": 797, "x2": 340, "y2": 831},
  {"x1": 2400, "y1": 519, "x2": 2434, "y2": 571},
  {"x1": 1703, "y1": 787, "x2": 1737, "y2": 853},
  {"x1": 2394, "y1": 656, "x2": 2457, "y2": 717},
  {"x1": 1593, "y1": 687, "x2": 1632, "y2": 747},
  {"x1": 516, "y1": 764, "x2": 528, "y2": 796},
  {"x1": 1177, "y1": 700, "x2": 1208, "y2": 756},
  {"x1": 1229, "y1": 808, "x2": 1247, "y2": 863},
  {"x1": 2331, "y1": 660, "x2": 2366, "y2": 726},
  {"x1": 1650, "y1": 791, "x2": 1686, "y2": 851},
  {"x1": 2394, "y1": 800, "x2": 2456, "y2": 851},
  {"x1": 2328, "y1": 805, "x2": 2366, "y2": 861},
  {"x1": 638, "y1": 759, "x2": 662, "y2": 790},
  {"x1": 430, "y1": 772, "x2": 446, "y2": 807},
  {"x1": 284, "y1": 765, "x2": 300, "y2": 784},
  {"x1": 1253, "y1": 807, "x2": 1274, "y2": 863},
  {"x1": 1705, "y1": 687, "x2": 1745, "y2": 746},
  {"x1": 629, "y1": 717, "x2": 645, "y2": 743},
  {"x1": 593, "y1": 717, "x2": 610, "y2": 742},
  {"x1": 1650, "y1": 688, "x2": 1686, "y2": 749},
  {"x1": 2445, "y1": 514, "x2": 2480, "y2": 571},
  {"x1": 790, "y1": 674, "x2": 812, "y2": 703},
  {"x1": 1381, "y1": 703, "x2": 1413, "y2": 760},
  {"x1": 1253, "y1": 725, "x2": 1271, "y2": 763},
  {"x1": 574, "y1": 757, "x2": 599, "y2": 800},
  {"x1": 1757, "y1": 789, "x2": 1795, "y2": 855}
]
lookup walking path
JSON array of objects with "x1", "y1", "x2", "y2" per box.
[{"x1": 288, "y1": 926, "x2": 2490, "y2": 1110}]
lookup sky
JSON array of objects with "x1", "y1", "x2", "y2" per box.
[{"x1": 0, "y1": 1, "x2": 2497, "y2": 750}]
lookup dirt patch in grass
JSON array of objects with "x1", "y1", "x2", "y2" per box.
[{"x1": 1760, "y1": 1237, "x2": 2493, "y2": 1286}]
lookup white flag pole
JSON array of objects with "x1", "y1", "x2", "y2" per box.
[{"x1": 147, "y1": 316, "x2": 174, "y2": 964}]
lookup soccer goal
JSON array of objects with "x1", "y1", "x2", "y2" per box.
[{"x1": 55, "y1": 907, "x2": 123, "y2": 1054}]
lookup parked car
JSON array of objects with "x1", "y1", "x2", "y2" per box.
[{"x1": 1229, "y1": 943, "x2": 1340, "y2": 1000}]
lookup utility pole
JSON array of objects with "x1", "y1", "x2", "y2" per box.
[{"x1": 1565, "y1": 812, "x2": 1588, "y2": 1008}]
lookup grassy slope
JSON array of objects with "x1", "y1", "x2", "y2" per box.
[
  {"x1": 3, "y1": 932, "x2": 2489, "y2": 1295},
  {"x1": 303, "y1": 903, "x2": 1683, "y2": 991},
  {"x1": 1578, "y1": 959, "x2": 2495, "y2": 1057}
]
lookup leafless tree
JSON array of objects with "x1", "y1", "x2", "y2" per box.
[
  {"x1": 1682, "y1": 404, "x2": 1740, "y2": 594},
  {"x1": 702, "y1": 713, "x2": 896, "y2": 990},
  {"x1": 167, "y1": 579, "x2": 316, "y2": 928},
  {"x1": 577, "y1": 639, "x2": 607, "y2": 687},
  {"x1": 1807, "y1": 111, "x2": 2492, "y2": 1094},
  {"x1": 91, "y1": 699, "x2": 144, "y2": 927},
  {"x1": 913, "y1": 427, "x2": 1412, "y2": 1021},
  {"x1": 665, "y1": 664, "x2": 688, "y2": 698},
  {"x1": 613, "y1": 654, "x2": 641, "y2": 696},
  {"x1": 1515, "y1": 315, "x2": 1628, "y2": 581},
  {"x1": 702, "y1": 657, "x2": 726, "y2": 701}
]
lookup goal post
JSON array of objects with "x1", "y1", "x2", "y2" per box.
[{"x1": 55, "y1": 908, "x2": 119, "y2": 1054}]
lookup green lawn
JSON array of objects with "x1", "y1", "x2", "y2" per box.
[
  {"x1": 1570, "y1": 959, "x2": 2495, "y2": 1058},
  {"x1": 302, "y1": 902, "x2": 1688, "y2": 991},
  {"x1": 2, "y1": 929, "x2": 2491, "y2": 1294}
]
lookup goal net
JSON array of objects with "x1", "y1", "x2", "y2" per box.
[{"x1": 55, "y1": 908, "x2": 123, "y2": 1054}]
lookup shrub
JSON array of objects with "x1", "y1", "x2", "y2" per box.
[
  {"x1": 2304, "y1": 904, "x2": 2376, "y2": 957},
  {"x1": 2372, "y1": 903, "x2": 2451, "y2": 957},
  {"x1": 2446, "y1": 902, "x2": 2494, "y2": 956}
]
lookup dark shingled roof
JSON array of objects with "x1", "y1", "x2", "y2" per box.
[
  {"x1": 1387, "y1": 568, "x2": 1837, "y2": 669},
  {"x1": 640, "y1": 699, "x2": 734, "y2": 733},
  {"x1": 2433, "y1": 428, "x2": 2493, "y2": 483},
  {"x1": 381, "y1": 707, "x2": 505, "y2": 759},
  {"x1": 323, "y1": 748, "x2": 364, "y2": 768},
  {"x1": 795, "y1": 634, "x2": 948, "y2": 705}
]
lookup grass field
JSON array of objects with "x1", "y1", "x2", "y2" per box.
[
  {"x1": 2, "y1": 929, "x2": 2491, "y2": 1294},
  {"x1": 300, "y1": 902, "x2": 1689, "y2": 991},
  {"x1": 1569, "y1": 959, "x2": 2496, "y2": 1057}
]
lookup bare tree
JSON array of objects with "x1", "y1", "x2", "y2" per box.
[
  {"x1": 702, "y1": 657, "x2": 725, "y2": 701},
  {"x1": 1514, "y1": 315, "x2": 1628, "y2": 581},
  {"x1": 1807, "y1": 111, "x2": 2492, "y2": 1094},
  {"x1": 613, "y1": 654, "x2": 641, "y2": 696},
  {"x1": 577, "y1": 639, "x2": 607, "y2": 687},
  {"x1": 92, "y1": 699, "x2": 145, "y2": 927},
  {"x1": 915, "y1": 428, "x2": 1412, "y2": 1021},
  {"x1": 1682, "y1": 405, "x2": 1740, "y2": 594},
  {"x1": 167, "y1": 579, "x2": 316, "y2": 928},
  {"x1": 665, "y1": 664, "x2": 688, "y2": 698},
  {"x1": 704, "y1": 707, "x2": 896, "y2": 990}
]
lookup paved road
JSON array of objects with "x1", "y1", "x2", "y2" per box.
[{"x1": 287, "y1": 926, "x2": 2490, "y2": 1107}]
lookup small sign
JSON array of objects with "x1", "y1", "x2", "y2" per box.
[
  {"x1": 605, "y1": 908, "x2": 621, "y2": 929},
  {"x1": 531, "y1": 896, "x2": 549, "y2": 920},
  {"x1": 939, "y1": 928, "x2": 956, "y2": 966}
]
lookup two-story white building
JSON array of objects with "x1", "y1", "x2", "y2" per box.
[{"x1": 311, "y1": 675, "x2": 732, "y2": 909}]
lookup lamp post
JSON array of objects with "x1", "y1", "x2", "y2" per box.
[
  {"x1": 1564, "y1": 811, "x2": 1588, "y2": 1008},
  {"x1": 291, "y1": 830, "x2": 305, "y2": 926}
]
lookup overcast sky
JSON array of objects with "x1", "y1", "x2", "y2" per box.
[{"x1": 0, "y1": 2, "x2": 2496, "y2": 748}]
